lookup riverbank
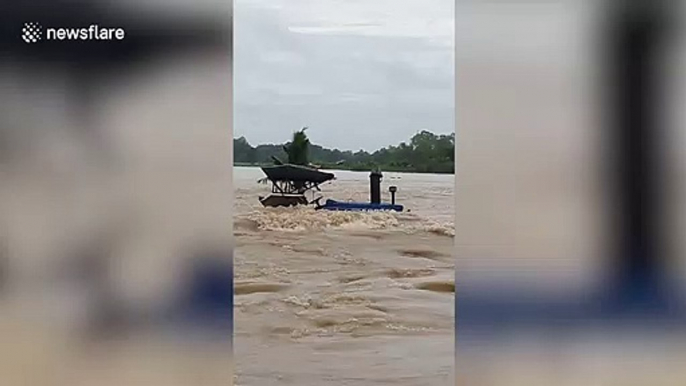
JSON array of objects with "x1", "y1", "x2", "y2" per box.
[{"x1": 233, "y1": 162, "x2": 454, "y2": 175}]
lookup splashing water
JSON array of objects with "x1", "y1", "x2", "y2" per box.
[
  {"x1": 234, "y1": 167, "x2": 454, "y2": 385},
  {"x1": 242, "y1": 206, "x2": 400, "y2": 232}
]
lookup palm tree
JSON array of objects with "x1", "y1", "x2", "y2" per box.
[{"x1": 282, "y1": 127, "x2": 310, "y2": 166}]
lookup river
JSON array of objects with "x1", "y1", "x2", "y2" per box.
[{"x1": 233, "y1": 166, "x2": 455, "y2": 385}]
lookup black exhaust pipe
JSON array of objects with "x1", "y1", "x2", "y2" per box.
[{"x1": 370, "y1": 170, "x2": 382, "y2": 204}]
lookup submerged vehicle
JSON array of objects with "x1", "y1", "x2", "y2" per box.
[
  {"x1": 258, "y1": 164, "x2": 335, "y2": 207},
  {"x1": 316, "y1": 199, "x2": 403, "y2": 212},
  {"x1": 316, "y1": 170, "x2": 403, "y2": 212},
  {"x1": 257, "y1": 165, "x2": 403, "y2": 212}
]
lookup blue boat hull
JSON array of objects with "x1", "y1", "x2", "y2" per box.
[{"x1": 317, "y1": 199, "x2": 403, "y2": 212}]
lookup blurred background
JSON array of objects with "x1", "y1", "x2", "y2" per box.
[
  {"x1": 0, "y1": 1, "x2": 233, "y2": 385},
  {"x1": 456, "y1": 0, "x2": 686, "y2": 384}
]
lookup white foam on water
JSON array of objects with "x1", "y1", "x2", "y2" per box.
[
  {"x1": 236, "y1": 206, "x2": 455, "y2": 238},
  {"x1": 243, "y1": 206, "x2": 401, "y2": 232}
]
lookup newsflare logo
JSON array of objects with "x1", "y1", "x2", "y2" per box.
[
  {"x1": 22, "y1": 22, "x2": 126, "y2": 44},
  {"x1": 22, "y1": 22, "x2": 42, "y2": 43}
]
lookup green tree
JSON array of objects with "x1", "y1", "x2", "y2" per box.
[
  {"x1": 234, "y1": 136, "x2": 257, "y2": 164},
  {"x1": 282, "y1": 127, "x2": 310, "y2": 166},
  {"x1": 233, "y1": 129, "x2": 454, "y2": 174}
]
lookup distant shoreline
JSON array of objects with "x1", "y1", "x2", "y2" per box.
[
  {"x1": 233, "y1": 162, "x2": 454, "y2": 175},
  {"x1": 234, "y1": 130, "x2": 454, "y2": 174}
]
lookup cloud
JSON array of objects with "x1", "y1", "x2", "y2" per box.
[{"x1": 234, "y1": 0, "x2": 454, "y2": 151}]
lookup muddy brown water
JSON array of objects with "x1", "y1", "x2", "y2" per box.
[{"x1": 234, "y1": 167, "x2": 455, "y2": 385}]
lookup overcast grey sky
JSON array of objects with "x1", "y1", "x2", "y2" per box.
[{"x1": 234, "y1": 0, "x2": 454, "y2": 151}]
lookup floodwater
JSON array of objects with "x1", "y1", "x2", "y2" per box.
[{"x1": 233, "y1": 166, "x2": 455, "y2": 385}]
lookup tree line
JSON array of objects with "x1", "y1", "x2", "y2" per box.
[{"x1": 234, "y1": 129, "x2": 455, "y2": 174}]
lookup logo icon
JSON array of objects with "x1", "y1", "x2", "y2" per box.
[{"x1": 22, "y1": 22, "x2": 42, "y2": 43}]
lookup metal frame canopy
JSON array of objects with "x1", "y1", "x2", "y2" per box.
[{"x1": 260, "y1": 165, "x2": 335, "y2": 195}]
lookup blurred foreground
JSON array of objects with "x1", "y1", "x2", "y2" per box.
[
  {"x1": 456, "y1": 0, "x2": 686, "y2": 384},
  {"x1": 0, "y1": 1, "x2": 233, "y2": 384}
]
